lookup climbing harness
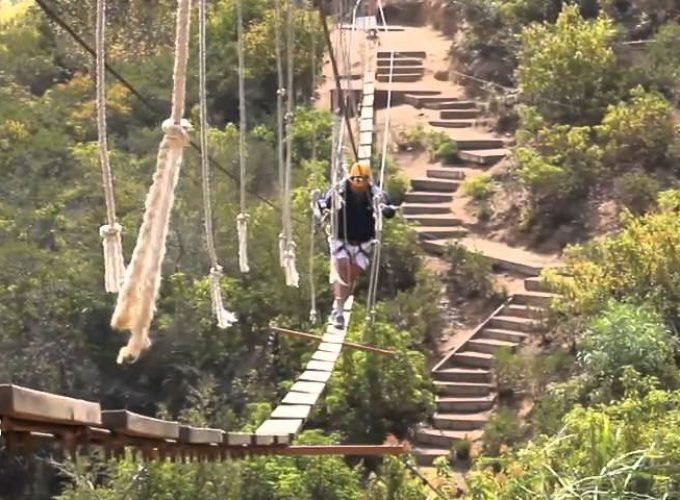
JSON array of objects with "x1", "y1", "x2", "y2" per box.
[
  {"x1": 199, "y1": 0, "x2": 236, "y2": 329},
  {"x1": 111, "y1": 0, "x2": 193, "y2": 364},
  {"x1": 235, "y1": 0, "x2": 250, "y2": 273},
  {"x1": 95, "y1": 0, "x2": 126, "y2": 293}
]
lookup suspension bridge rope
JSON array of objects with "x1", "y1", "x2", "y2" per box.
[
  {"x1": 235, "y1": 0, "x2": 250, "y2": 274},
  {"x1": 111, "y1": 0, "x2": 193, "y2": 364},
  {"x1": 199, "y1": 0, "x2": 237, "y2": 329},
  {"x1": 274, "y1": 0, "x2": 287, "y2": 270},
  {"x1": 95, "y1": 0, "x2": 126, "y2": 294}
]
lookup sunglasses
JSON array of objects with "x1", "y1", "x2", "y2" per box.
[{"x1": 350, "y1": 176, "x2": 368, "y2": 182}]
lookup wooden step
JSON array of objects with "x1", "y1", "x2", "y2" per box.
[
  {"x1": 377, "y1": 57, "x2": 423, "y2": 66},
  {"x1": 434, "y1": 367, "x2": 491, "y2": 384},
  {"x1": 426, "y1": 168, "x2": 466, "y2": 180},
  {"x1": 376, "y1": 65, "x2": 424, "y2": 75},
  {"x1": 433, "y1": 381, "x2": 493, "y2": 397},
  {"x1": 440, "y1": 109, "x2": 481, "y2": 120},
  {"x1": 410, "y1": 178, "x2": 460, "y2": 192},
  {"x1": 423, "y1": 100, "x2": 478, "y2": 110},
  {"x1": 412, "y1": 446, "x2": 450, "y2": 466},
  {"x1": 377, "y1": 50, "x2": 426, "y2": 59},
  {"x1": 524, "y1": 277, "x2": 554, "y2": 293},
  {"x1": 428, "y1": 119, "x2": 476, "y2": 129},
  {"x1": 478, "y1": 328, "x2": 529, "y2": 343},
  {"x1": 402, "y1": 203, "x2": 451, "y2": 215},
  {"x1": 416, "y1": 428, "x2": 482, "y2": 449},
  {"x1": 403, "y1": 191, "x2": 453, "y2": 204},
  {"x1": 434, "y1": 412, "x2": 489, "y2": 431},
  {"x1": 377, "y1": 73, "x2": 422, "y2": 83},
  {"x1": 457, "y1": 148, "x2": 507, "y2": 165},
  {"x1": 501, "y1": 303, "x2": 547, "y2": 320},
  {"x1": 513, "y1": 291, "x2": 557, "y2": 308},
  {"x1": 451, "y1": 350, "x2": 493, "y2": 369},
  {"x1": 488, "y1": 315, "x2": 542, "y2": 333},
  {"x1": 465, "y1": 338, "x2": 518, "y2": 355},
  {"x1": 415, "y1": 226, "x2": 468, "y2": 240},
  {"x1": 436, "y1": 396, "x2": 494, "y2": 413},
  {"x1": 421, "y1": 238, "x2": 449, "y2": 255},
  {"x1": 403, "y1": 214, "x2": 463, "y2": 227},
  {"x1": 453, "y1": 139, "x2": 504, "y2": 150}
]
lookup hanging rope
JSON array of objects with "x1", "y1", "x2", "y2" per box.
[
  {"x1": 95, "y1": 0, "x2": 126, "y2": 293},
  {"x1": 235, "y1": 0, "x2": 250, "y2": 273},
  {"x1": 278, "y1": 0, "x2": 299, "y2": 287},
  {"x1": 111, "y1": 0, "x2": 193, "y2": 364},
  {"x1": 198, "y1": 0, "x2": 237, "y2": 329},
  {"x1": 274, "y1": 0, "x2": 287, "y2": 269}
]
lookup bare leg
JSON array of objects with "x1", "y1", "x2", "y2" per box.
[{"x1": 332, "y1": 258, "x2": 362, "y2": 315}]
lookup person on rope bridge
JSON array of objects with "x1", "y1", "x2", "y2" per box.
[{"x1": 316, "y1": 162, "x2": 396, "y2": 329}]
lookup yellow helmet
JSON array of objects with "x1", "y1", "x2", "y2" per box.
[{"x1": 348, "y1": 162, "x2": 372, "y2": 192}]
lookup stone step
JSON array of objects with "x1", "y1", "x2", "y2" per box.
[
  {"x1": 402, "y1": 203, "x2": 451, "y2": 215},
  {"x1": 426, "y1": 168, "x2": 466, "y2": 180},
  {"x1": 434, "y1": 368, "x2": 491, "y2": 384},
  {"x1": 457, "y1": 148, "x2": 508, "y2": 165},
  {"x1": 415, "y1": 226, "x2": 468, "y2": 240},
  {"x1": 453, "y1": 139, "x2": 504, "y2": 150},
  {"x1": 433, "y1": 381, "x2": 493, "y2": 397},
  {"x1": 440, "y1": 109, "x2": 481, "y2": 120},
  {"x1": 376, "y1": 65, "x2": 424, "y2": 76},
  {"x1": 488, "y1": 315, "x2": 542, "y2": 333},
  {"x1": 478, "y1": 328, "x2": 529, "y2": 343},
  {"x1": 525, "y1": 277, "x2": 554, "y2": 293},
  {"x1": 502, "y1": 303, "x2": 547, "y2": 320},
  {"x1": 377, "y1": 50, "x2": 426, "y2": 59},
  {"x1": 403, "y1": 214, "x2": 463, "y2": 227},
  {"x1": 423, "y1": 100, "x2": 478, "y2": 110},
  {"x1": 428, "y1": 119, "x2": 477, "y2": 129},
  {"x1": 421, "y1": 238, "x2": 449, "y2": 255},
  {"x1": 513, "y1": 291, "x2": 557, "y2": 308},
  {"x1": 465, "y1": 338, "x2": 518, "y2": 355},
  {"x1": 436, "y1": 396, "x2": 495, "y2": 413},
  {"x1": 434, "y1": 412, "x2": 489, "y2": 431},
  {"x1": 416, "y1": 428, "x2": 482, "y2": 449},
  {"x1": 377, "y1": 73, "x2": 422, "y2": 83},
  {"x1": 377, "y1": 57, "x2": 423, "y2": 67},
  {"x1": 403, "y1": 191, "x2": 453, "y2": 204},
  {"x1": 412, "y1": 446, "x2": 450, "y2": 466},
  {"x1": 451, "y1": 350, "x2": 494, "y2": 369},
  {"x1": 410, "y1": 178, "x2": 460, "y2": 192}
]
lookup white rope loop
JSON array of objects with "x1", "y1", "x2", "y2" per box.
[
  {"x1": 209, "y1": 265, "x2": 237, "y2": 328},
  {"x1": 236, "y1": 212, "x2": 250, "y2": 273},
  {"x1": 197, "y1": 0, "x2": 237, "y2": 327},
  {"x1": 235, "y1": 0, "x2": 250, "y2": 273},
  {"x1": 95, "y1": 0, "x2": 126, "y2": 293},
  {"x1": 111, "y1": 0, "x2": 193, "y2": 364}
]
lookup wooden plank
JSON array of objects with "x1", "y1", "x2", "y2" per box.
[
  {"x1": 289, "y1": 381, "x2": 326, "y2": 395},
  {"x1": 360, "y1": 130, "x2": 373, "y2": 145},
  {"x1": 271, "y1": 404, "x2": 312, "y2": 420},
  {"x1": 312, "y1": 350, "x2": 340, "y2": 363},
  {"x1": 318, "y1": 342, "x2": 342, "y2": 354},
  {"x1": 178, "y1": 425, "x2": 223, "y2": 444},
  {"x1": 362, "y1": 93, "x2": 375, "y2": 108},
  {"x1": 360, "y1": 120, "x2": 374, "y2": 135},
  {"x1": 0, "y1": 384, "x2": 101, "y2": 426},
  {"x1": 361, "y1": 106, "x2": 373, "y2": 120},
  {"x1": 358, "y1": 144, "x2": 372, "y2": 160},
  {"x1": 281, "y1": 391, "x2": 320, "y2": 406},
  {"x1": 321, "y1": 332, "x2": 346, "y2": 344},
  {"x1": 305, "y1": 360, "x2": 335, "y2": 372},
  {"x1": 256, "y1": 418, "x2": 302, "y2": 444},
  {"x1": 101, "y1": 410, "x2": 179, "y2": 439},
  {"x1": 298, "y1": 370, "x2": 331, "y2": 384},
  {"x1": 225, "y1": 432, "x2": 254, "y2": 445}
]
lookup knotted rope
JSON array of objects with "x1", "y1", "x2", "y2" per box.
[
  {"x1": 111, "y1": 0, "x2": 193, "y2": 364},
  {"x1": 235, "y1": 0, "x2": 250, "y2": 273},
  {"x1": 95, "y1": 0, "x2": 126, "y2": 293}
]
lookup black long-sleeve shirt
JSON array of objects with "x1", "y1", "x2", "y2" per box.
[{"x1": 318, "y1": 179, "x2": 395, "y2": 243}]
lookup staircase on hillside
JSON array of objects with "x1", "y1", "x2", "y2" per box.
[{"x1": 413, "y1": 276, "x2": 557, "y2": 466}]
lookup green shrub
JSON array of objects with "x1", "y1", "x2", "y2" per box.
[
  {"x1": 492, "y1": 347, "x2": 525, "y2": 398},
  {"x1": 453, "y1": 436, "x2": 472, "y2": 461},
  {"x1": 433, "y1": 139, "x2": 458, "y2": 164},
  {"x1": 462, "y1": 174, "x2": 495, "y2": 201},
  {"x1": 613, "y1": 170, "x2": 661, "y2": 215},
  {"x1": 482, "y1": 407, "x2": 523, "y2": 456},
  {"x1": 444, "y1": 241, "x2": 498, "y2": 300}
]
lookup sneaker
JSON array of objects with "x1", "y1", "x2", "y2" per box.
[{"x1": 328, "y1": 309, "x2": 345, "y2": 330}]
